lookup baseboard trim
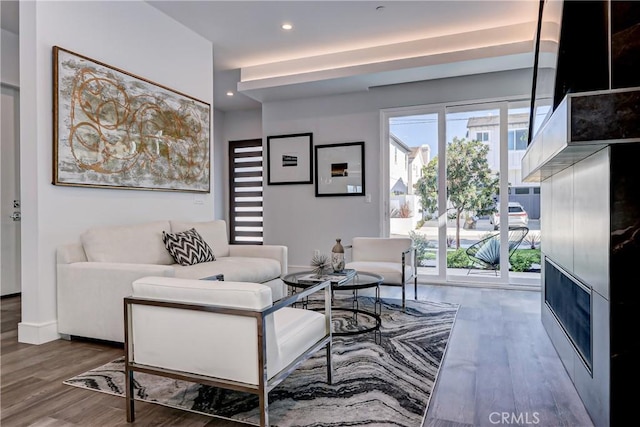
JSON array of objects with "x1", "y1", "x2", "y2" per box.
[{"x1": 18, "y1": 320, "x2": 60, "y2": 344}]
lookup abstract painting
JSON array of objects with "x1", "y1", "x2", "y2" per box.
[{"x1": 53, "y1": 46, "x2": 210, "y2": 192}]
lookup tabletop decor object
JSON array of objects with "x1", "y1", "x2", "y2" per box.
[
  {"x1": 310, "y1": 252, "x2": 331, "y2": 276},
  {"x1": 331, "y1": 238, "x2": 345, "y2": 272}
]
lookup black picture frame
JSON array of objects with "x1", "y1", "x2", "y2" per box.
[
  {"x1": 266, "y1": 133, "x2": 313, "y2": 185},
  {"x1": 315, "y1": 141, "x2": 365, "y2": 197}
]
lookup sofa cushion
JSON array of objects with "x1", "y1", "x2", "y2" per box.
[
  {"x1": 270, "y1": 307, "x2": 326, "y2": 378},
  {"x1": 351, "y1": 237, "x2": 412, "y2": 263},
  {"x1": 162, "y1": 228, "x2": 215, "y2": 266},
  {"x1": 172, "y1": 256, "x2": 281, "y2": 283},
  {"x1": 80, "y1": 221, "x2": 174, "y2": 265},
  {"x1": 132, "y1": 276, "x2": 272, "y2": 310},
  {"x1": 170, "y1": 220, "x2": 230, "y2": 257},
  {"x1": 344, "y1": 261, "x2": 412, "y2": 285}
]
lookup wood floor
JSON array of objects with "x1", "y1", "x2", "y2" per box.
[{"x1": 1, "y1": 285, "x2": 594, "y2": 427}]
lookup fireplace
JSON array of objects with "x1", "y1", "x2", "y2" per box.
[
  {"x1": 543, "y1": 258, "x2": 592, "y2": 371},
  {"x1": 522, "y1": 2, "x2": 640, "y2": 425}
]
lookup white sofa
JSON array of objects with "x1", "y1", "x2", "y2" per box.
[{"x1": 57, "y1": 219, "x2": 288, "y2": 343}]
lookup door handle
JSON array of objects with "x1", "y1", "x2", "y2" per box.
[{"x1": 10, "y1": 212, "x2": 21, "y2": 221}]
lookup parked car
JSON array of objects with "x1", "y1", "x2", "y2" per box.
[{"x1": 490, "y1": 202, "x2": 529, "y2": 230}]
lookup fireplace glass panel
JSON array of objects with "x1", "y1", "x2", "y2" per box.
[{"x1": 544, "y1": 258, "x2": 592, "y2": 370}]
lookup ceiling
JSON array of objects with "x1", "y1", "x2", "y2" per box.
[{"x1": 2, "y1": 1, "x2": 540, "y2": 112}]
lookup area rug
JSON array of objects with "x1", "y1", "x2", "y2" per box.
[{"x1": 64, "y1": 297, "x2": 458, "y2": 426}]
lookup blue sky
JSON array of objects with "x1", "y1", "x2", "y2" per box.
[
  {"x1": 389, "y1": 107, "x2": 531, "y2": 158},
  {"x1": 389, "y1": 112, "x2": 481, "y2": 158}
]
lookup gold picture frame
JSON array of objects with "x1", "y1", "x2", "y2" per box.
[{"x1": 53, "y1": 46, "x2": 211, "y2": 192}]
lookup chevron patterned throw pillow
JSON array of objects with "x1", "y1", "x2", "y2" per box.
[{"x1": 162, "y1": 228, "x2": 216, "y2": 266}]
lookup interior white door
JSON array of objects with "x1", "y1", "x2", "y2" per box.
[{"x1": 1, "y1": 85, "x2": 21, "y2": 296}]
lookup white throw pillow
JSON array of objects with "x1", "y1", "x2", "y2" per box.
[{"x1": 81, "y1": 220, "x2": 174, "y2": 265}]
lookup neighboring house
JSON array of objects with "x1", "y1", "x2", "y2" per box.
[
  {"x1": 467, "y1": 112, "x2": 530, "y2": 185},
  {"x1": 466, "y1": 112, "x2": 540, "y2": 218},
  {"x1": 389, "y1": 135, "x2": 427, "y2": 233},
  {"x1": 389, "y1": 133, "x2": 410, "y2": 195},
  {"x1": 390, "y1": 134, "x2": 430, "y2": 197}
]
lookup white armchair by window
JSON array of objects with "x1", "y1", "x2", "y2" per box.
[
  {"x1": 344, "y1": 237, "x2": 417, "y2": 309},
  {"x1": 124, "y1": 276, "x2": 332, "y2": 427}
]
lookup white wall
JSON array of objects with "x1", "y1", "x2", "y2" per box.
[
  {"x1": 1, "y1": 28, "x2": 19, "y2": 87},
  {"x1": 224, "y1": 108, "x2": 263, "y2": 142},
  {"x1": 261, "y1": 69, "x2": 532, "y2": 268},
  {"x1": 213, "y1": 108, "x2": 225, "y2": 220},
  {"x1": 19, "y1": 0, "x2": 213, "y2": 344},
  {"x1": 263, "y1": 93, "x2": 379, "y2": 266},
  {"x1": 221, "y1": 108, "x2": 262, "y2": 222}
]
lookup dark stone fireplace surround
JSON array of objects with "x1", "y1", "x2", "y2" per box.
[
  {"x1": 523, "y1": 2, "x2": 640, "y2": 424},
  {"x1": 526, "y1": 88, "x2": 640, "y2": 427}
]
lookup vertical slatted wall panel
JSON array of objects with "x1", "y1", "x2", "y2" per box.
[{"x1": 229, "y1": 139, "x2": 263, "y2": 244}]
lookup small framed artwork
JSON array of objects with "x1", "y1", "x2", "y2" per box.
[
  {"x1": 267, "y1": 133, "x2": 313, "y2": 185},
  {"x1": 315, "y1": 141, "x2": 365, "y2": 197}
]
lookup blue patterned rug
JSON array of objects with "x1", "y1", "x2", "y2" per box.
[{"x1": 64, "y1": 297, "x2": 458, "y2": 426}]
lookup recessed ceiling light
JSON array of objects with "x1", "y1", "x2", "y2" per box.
[
  {"x1": 226, "y1": 91, "x2": 234, "y2": 97},
  {"x1": 281, "y1": 23, "x2": 293, "y2": 31}
]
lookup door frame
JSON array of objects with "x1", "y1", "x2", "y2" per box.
[{"x1": 1, "y1": 83, "x2": 21, "y2": 296}]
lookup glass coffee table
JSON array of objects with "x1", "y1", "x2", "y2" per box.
[{"x1": 283, "y1": 270, "x2": 384, "y2": 343}]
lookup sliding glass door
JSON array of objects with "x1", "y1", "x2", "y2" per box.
[
  {"x1": 444, "y1": 104, "x2": 504, "y2": 284},
  {"x1": 383, "y1": 99, "x2": 540, "y2": 288},
  {"x1": 388, "y1": 111, "x2": 441, "y2": 276}
]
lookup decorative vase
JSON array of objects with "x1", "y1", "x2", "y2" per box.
[{"x1": 331, "y1": 238, "x2": 345, "y2": 272}]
